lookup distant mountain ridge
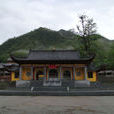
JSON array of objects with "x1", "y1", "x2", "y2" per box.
[{"x1": 0, "y1": 27, "x2": 113, "y2": 62}]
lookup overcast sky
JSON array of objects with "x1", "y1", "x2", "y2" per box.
[{"x1": 0, "y1": 0, "x2": 114, "y2": 44}]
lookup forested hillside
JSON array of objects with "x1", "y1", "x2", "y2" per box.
[{"x1": 0, "y1": 27, "x2": 113, "y2": 68}]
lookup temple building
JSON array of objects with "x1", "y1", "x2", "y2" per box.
[
  {"x1": 0, "y1": 58, "x2": 19, "y2": 81},
  {"x1": 11, "y1": 50, "x2": 97, "y2": 87},
  {"x1": 4, "y1": 63, "x2": 19, "y2": 81},
  {"x1": 0, "y1": 63, "x2": 11, "y2": 81}
]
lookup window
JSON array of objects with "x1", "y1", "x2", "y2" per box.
[
  {"x1": 37, "y1": 70, "x2": 44, "y2": 75},
  {"x1": 36, "y1": 70, "x2": 44, "y2": 80},
  {"x1": 15, "y1": 72, "x2": 19, "y2": 78},
  {"x1": 63, "y1": 70, "x2": 71, "y2": 79},
  {"x1": 88, "y1": 72, "x2": 93, "y2": 78},
  {"x1": 26, "y1": 72, "x2": 31, "y2": 77},
  {"x1": 49, "y1": 69, "x2": 58, "y2": 78},
  {"x1": 107, "y1": 72, "x2": 112, "y2": 75},
  {"x1": 76, "y1": 72, "x2": 81, "y2": 76},
  {"x1": 98, "y1": 73, "x2": 102, "y2": 76}
]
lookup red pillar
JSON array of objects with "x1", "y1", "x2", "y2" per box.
[
  {"x1": 46, "y1": 67, "x2": 48, "y2": 80},
  {"x1": 72, "y1": 67, "x2": 74, "y2": 80},
  {"x1": 33, "y1": 67, "x2": 35, "y2": 80}
]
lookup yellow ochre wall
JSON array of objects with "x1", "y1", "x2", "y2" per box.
[
  {"x1": 75, "y1": 68, "x2": 85, "y2": 80},
  {"x1": 87, "y1": 71, "x2": 97, "y2": 82},
  {"x1": 20, "y1": 64, "x2": 97, "y2": 82},
  {"x1": 22, "y1": 67, "x2": 32, "y2": 80},
  {"x1": 11, "y1": 72, "x2": 19, "y2": 81}
]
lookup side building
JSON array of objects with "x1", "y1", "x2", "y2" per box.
[{"x1": 0, "y1": 58, "x2": 19, "y2": 81}]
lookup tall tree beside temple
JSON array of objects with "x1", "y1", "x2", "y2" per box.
[
  {"x1": 108, "y1": 43, "x2": 114, "y2": 68},
  {"x1": 76, "y1": 15, "x2": 98, "y2": 56}
]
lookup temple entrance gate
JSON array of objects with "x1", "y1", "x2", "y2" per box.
[{"x1": 49, "y1": 69, "x2": 58, "y2": 79}]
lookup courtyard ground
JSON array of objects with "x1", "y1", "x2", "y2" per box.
[{"x1": 0, "y1": 96, "x2": 114, "y2": 114}]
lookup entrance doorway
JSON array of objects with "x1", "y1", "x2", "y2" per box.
[
  {"x1": 49, "y1": 69, "x2": 58, "y2": 78},
  {"x1": 36, "y1": 70, "x2": 44, "y2": 80},
  {"x1": 63, "y1": 70, "x2": 71, "y2": 80}
]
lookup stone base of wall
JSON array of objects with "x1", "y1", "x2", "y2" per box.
[
  {"x1": 16, "y1": 80, "x2": 90, "y2": 88},
  {"x1": 16, "y1": 80, "x2": 30, "y2": 88},
  {"x1": 43, "y1": 78, "x2": 62, "y2": 86},
  {"x1": 74, "y1": 80, "x2": 90, "y2": 87}
]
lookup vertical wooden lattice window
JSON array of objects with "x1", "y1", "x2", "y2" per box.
[
  {"x1": 15, "y1": 72, "x2": 19, "y2": 78},
  {"x1": 88, "y1": 72, "x2": 93, "y2": 78}
]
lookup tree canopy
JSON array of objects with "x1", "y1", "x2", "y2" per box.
[{"x1": 76, "y1": 15, "x2": 98, "y2": 55}]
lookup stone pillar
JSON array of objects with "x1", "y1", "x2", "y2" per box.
[
  {"x1": 84, "y1": 66, "x2": 88, "y2": 80},
  {"x1": 31, "y1": 66, "x2": 33, "y2": 80},
  {"x1": 59, "y1": 66, "x2": 62, "y2": 80},
  {"x1": 73, "y1": 66, "x2": 76, "y2": 80},
  {"x1": 19, "y1": 66, "x2": 22, "y2": 80}
]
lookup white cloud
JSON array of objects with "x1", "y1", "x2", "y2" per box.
[{"x1": 0, "y1": 0, "x2": 114, "y2": 44}]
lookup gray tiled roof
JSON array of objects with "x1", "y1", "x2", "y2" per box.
[
  {"x1": 0, "y1": 63, "x2": 4, "y2": 69},
  {"x1": 27, "y1": 50, "x2": 80, "y2": 60},
  {"x1": 7, "y1": 57, "x2": 13, "y2": 62},
  {"x1": 11, "y1": 50, "x2": 94, "y2": 64}
]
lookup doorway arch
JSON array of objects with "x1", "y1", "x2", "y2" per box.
[
  {"x1": 63, "y1": 70, "x2": 71, "y2": 80},
  {"x1": 36, "y1": 70, "x2": 44, "y2": 80},
  {"x1": 49, "y1": 69, "x2": 58, "y2": 78}
]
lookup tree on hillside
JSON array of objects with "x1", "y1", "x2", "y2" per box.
[
  {"x1": 76, "y1": 15, "x2": 98, "y2": 55},
  {"x1": 108, "y1": 43, "x2": 114, "y2": 69}
]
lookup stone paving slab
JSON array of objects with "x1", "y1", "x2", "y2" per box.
[{"x1": 0, "y1": 96, "x2": 114, "y2": 114}]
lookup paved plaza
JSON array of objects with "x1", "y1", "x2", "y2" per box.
[{"x1": 0, "y1": 96, "x2": 114, "y2": 114}]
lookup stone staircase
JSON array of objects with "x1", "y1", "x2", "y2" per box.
[
  {"x1": 33, "y1": 86, "x2": 67, "y2": 91},
  {"x1": 15, "y1": 80, "x2": 103, "y2": 92},
  {"x1": 29, "y1": 79, "x2": 91, "y2": 92},
  {"x1": 43, "y1": 78, "x2": 62, "y2": 86}
]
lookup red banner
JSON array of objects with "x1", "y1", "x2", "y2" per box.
[{"x1": 48, "y1": 65, "x2": 57, "y2": 69}]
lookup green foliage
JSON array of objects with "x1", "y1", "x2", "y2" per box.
[
  {"x1": 0, "y1": 82, "x2": 9, "y2": 89},
  {"x1": 11, "y1": 50, "x2": 29, "y2": 58},
  {"x1": 0, "y1": 27, "x2": 74, "y2": 61},
  {"x1": 76, "y1": 15, "x2": 97, "y2": 54},
  {"x1": 107, "y1": 43, "x2": 114, "y2": 69},
  {"x1": 0, "y1": 27, "x2": 113, "y2": 69}
]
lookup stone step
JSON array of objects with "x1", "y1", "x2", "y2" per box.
[
  {"x1": 32, "y1": 86, "x2": 67, "y2": 91},
  {"x1": 1, "y1": 90, "x2": 114, "y2": 96},
  {"x1": 30, "y1": 80, "x2": 43, "y2": 87}
]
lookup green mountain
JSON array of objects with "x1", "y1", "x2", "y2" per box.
[{"x1": 0, "y1": 27, "x2": 113, "y2": 67}]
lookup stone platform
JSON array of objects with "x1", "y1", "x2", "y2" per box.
[
  {"x1": 16, "y1": 80, "x2": 90, "y2": 88},
  {"x1": 0, "y1": 89, "x2": 114, "y2": 96},
  {"x1": 1, "y1": 80, "x2": 114, "y2": 96}
]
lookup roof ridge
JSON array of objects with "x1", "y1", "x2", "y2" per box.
[{"x1": 29, "y1": 49, "x2": 79, "y2": 52}]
